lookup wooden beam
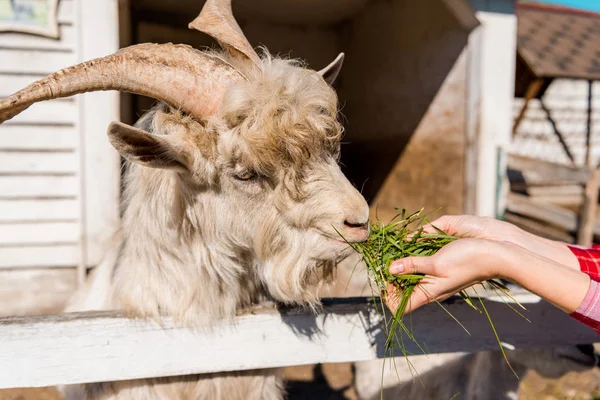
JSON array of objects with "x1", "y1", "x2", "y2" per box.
[
  {"x1": 577, "y1": 169, "x2": 600, "y2": 246},
  {"x1": 507, "y1": 153, "x2": 590, "y2": 186},
  {"x1": 512, "y1": 78, "x2": 543, "y2": 136},
  {"x1": 586, "y1": 80, "x2": 593, "y2": 167},
  {"x1": 506, "y1": 192, "x2": 579, "y2": 231},
  {"x1": 539, "y1": 100, "x2": 576, "y2": 166},
  {"x1": 504, "y1": 212, "x2": 575, "y2": 243},
  {"x1": 0, "y1": 296, "x2": 597, "y2": 389}
]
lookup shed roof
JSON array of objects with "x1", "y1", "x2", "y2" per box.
[{"x1": 517, "y1": 3, "x2": 600, "y2": 80}]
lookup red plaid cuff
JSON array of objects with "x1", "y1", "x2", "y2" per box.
[{"x1": 567, "y1": 244, "x2": 600, "y2": 281}]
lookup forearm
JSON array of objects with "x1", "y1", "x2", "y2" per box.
[
  {"x1": 502, "y1": 243, "x2": 590, "y2": 313},
  {"x1": 506, "y1": 227, "x2": 580, "y2": 271}
]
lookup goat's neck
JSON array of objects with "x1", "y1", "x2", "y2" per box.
[{"x1": 112, "y1": 166, "x2": 264, "y2": 325}]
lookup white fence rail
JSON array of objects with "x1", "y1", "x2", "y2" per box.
[{"x1": 0, "y1": 296, "x2": 597, "y2": 389}]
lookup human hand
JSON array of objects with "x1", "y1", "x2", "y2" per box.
[
  {"x1": 384, "y1": 238, "x2": 514, "y2": 314},
  {"x1": 418, "y1": 215, "x2": 579, "y2": 271}
]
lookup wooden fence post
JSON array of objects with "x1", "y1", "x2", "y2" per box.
[{"x1": 577, "y1": 169, "x2": 600, "y2": 246}]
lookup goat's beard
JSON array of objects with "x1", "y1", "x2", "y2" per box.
[{"x1": 257, "y1": 229, "x2": 348, "y2": 306}]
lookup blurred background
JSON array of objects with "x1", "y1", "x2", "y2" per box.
[{"x1": 0, "y1": 0, "x2": 599, "y2": 398}]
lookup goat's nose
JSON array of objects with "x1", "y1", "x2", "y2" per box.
[
  {"x1": 343, "y1": 218, "x2": 370, "y2": 242},
  {"x1": 344, "y1": 219, "x2": 369, "y2": 230}
]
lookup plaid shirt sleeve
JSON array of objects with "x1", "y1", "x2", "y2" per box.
[{"x1": 567, "y1": 245, "x2": 600, "y2": 333}]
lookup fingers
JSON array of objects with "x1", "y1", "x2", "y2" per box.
[
  {"x1": 384, "y1": 282, "x2": 435, "y2": 314},
  {"x1": 389, "y1": 256, "x2": 437, "y2": 276},
  {"x1": 404, "y1": 286, "x2": 433, "y2": 313},
  {"x1": 421, "y1": 215, "x2": 455, "y2": 234}
]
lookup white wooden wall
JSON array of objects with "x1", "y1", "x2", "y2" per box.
[
  {"x1": 513, "y1": 80, "x2": 600, "y2": 167},
  {"x1": 0, "y1": 0, "x2": 121, "y2": 313}
]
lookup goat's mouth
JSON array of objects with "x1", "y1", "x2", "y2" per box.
[{"x1": 313, "y1": 228, "x2": 368, "y2": 245}]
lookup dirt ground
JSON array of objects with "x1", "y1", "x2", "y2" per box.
[{"x1": 6, "y1": 363, "x2": 598, "y2": 400}]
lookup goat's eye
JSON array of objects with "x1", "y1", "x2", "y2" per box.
[{"x1": 235, "y1": 169, "x2": 256, "y2": 181}]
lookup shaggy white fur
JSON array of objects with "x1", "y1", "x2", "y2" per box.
[{"x1": 62, "y1": 52, "x2": 369, "y2": 400}]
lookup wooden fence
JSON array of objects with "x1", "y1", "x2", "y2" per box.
[
  {"x1": 505, "y1": 153, "x2": 600, "y2": 245},
  {"x1": 1, "y1": 295, "x2": 597, "y2": 389}
]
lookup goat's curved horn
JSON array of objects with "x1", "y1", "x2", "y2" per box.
[
  {"x1": 189, "y1": 0, "x2": 261, "y2": 68},
  {"x1": 0, "y1": 43, "x2": 244, "y2": 124}
]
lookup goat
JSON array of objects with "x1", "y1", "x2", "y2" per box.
[
  {"x1": 0, "y1": 1, "x2": 369, "y2": 399},
  {"x1": 354, "y1": 345, "x2": 599, "y2": 400}
]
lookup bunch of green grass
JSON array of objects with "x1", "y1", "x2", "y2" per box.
[{"x1": 344, "y1": 208, "x2": 526, "y2": 378}]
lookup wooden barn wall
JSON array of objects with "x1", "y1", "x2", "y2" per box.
[
  {"x1": 336, "y1": 0, "x2": 470, "y2": 222},
  {"x1": 512, "y1": 79, "x2": 600, "y2": 167},
  {"x1": 0, "y1": 0, "x2": 121, "y2": 316}
]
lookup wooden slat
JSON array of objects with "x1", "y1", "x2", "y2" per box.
[
  {"x1": 506, "y1": 192, "x2": 579, "y2": 231},
  {"x1": 0, "y1": 199, "x2": 79, "y2": 222},
  {"x1": 527, "y1": 185, "x2": 583, "y2": 197},
  {"x1": 0, "y1": 222, "x2": 79, "y2": 245},
  {"x1": 503, "y1": 212, "x2": 575, "y2": 243},
  {"x1": 0, "y1": 50, "x2": 76, "y2": 74},
  {"x1": 0, "y1": 176, "x2": 78, "y2": 198},
  {"x1": 0, "y1": 297, "x2": 596, "y2": 389},
  {"x1": 0, "y1": 152, "x2": 77, "y2": 174},
  {"x1": 0, "y1": 25, "x2": 75, "y2": 51},
  {"x1": 79, "y1": 0, "x2": 121, "y2": 272},
  {"x1": 0, "y1": 268, "x2": 77, "y2": 317},
  {"x1": 0, "y1": 245, "x2": 79, "y2": 268},
  {"x1": 577, "y1": 170, "x2": 600, "y2": 246},
  {"x1": 0, "y1": 125, "x2": 77, "y2": 151},
  {"x1": 0, "y1": 100, "x2": 76, "y2": 125},
  {"x1": 506, "y1": 192, "x2": 600, "y2": 234},
  {"x1": 507, "y1": 153, "x2": 590, "y2": 185}
]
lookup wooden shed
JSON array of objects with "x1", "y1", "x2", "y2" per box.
[{"x1": 506, "y1": 3, "x2": 600, "y2": 245}]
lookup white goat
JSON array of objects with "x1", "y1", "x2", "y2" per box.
[
  {"x1": 0, "y1": 1, "x2": 369, "y2": 399},
  {"x1": 354, "y1": 346, "x2": 598, "y2": 400}
]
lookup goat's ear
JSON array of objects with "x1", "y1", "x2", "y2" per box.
[
  {"x1": 107, "y1": 121, "x2": 190, "y2": 172},
  {"x1": 318, "y1": 53, "x2": 344, "y2": 86}
]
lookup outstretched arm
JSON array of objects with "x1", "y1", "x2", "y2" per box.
[{"x1": 386, "y1": 238, "x2": 590, "y2": 314}]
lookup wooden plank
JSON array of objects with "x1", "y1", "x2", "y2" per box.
[
  {"x1": 527, "y1": 185, "x2": 583, "y2": 197},
  {"x1": 0, "y1": 199, "x2": 79, "y2": 222},
  {"x1": 0, "y1": 50, "x2": 77, "y2": 74},
  {"x1": 503, "y1": 212, "x2": 575, "y2": 243},
  {"x1": 0, "y1": 268, "x2": 77, "y2": 317},
  {"x1": 577, "y1": 169, "x2": 600, "y2": 246},
  {"x1": 507, "y1": 153, "x2": 590, "y2": 185},
  {"x1": 513, "y1": 78, "x2": 544, "y2": 135},
  {"x1": 0, "y1": 125, "x2": 78, "y2": 151},
  {"x1": 0, "y1": 25, "x2": 75, "y2": 51},
  {"x1": 0, "y1": 152, "x2": 77, "y2": 174},
  {"x1": 0, "y1": 176, "x2": 78, "y2": 198},
  {"x1": 79, "y1": 0, "x2": 121, "y2": 273},
  {"x1": 0, "y1": 245, "x2": 79, "y2": 268},
  {"x1": 0, "y1": 222, "x2": 79, "y2": 245},
  {"x1": 0, "y1": 297, "x2": 596, "y2": 389},
  {"x1": 506, "y1": 192, "x2": 579, "y2": 231},
  {"x1": 0, "y1": 100, "x2": 77, "y2": 125}
]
